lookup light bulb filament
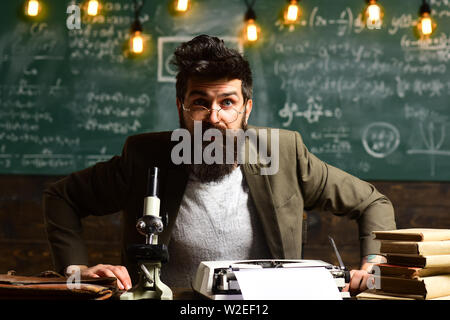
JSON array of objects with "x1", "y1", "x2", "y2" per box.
[
  {"x1": 367, "y1": 4, "x2": 380, "y2": 22},
  {"x1": 175, "y1": 0, "x2": 189, "y2": 12},
  {"x1": 286, "y1": 4, "x2": 299, "y2": 22},
  {"x1": 131, "y1": 31, "x2": 144, "y2": 54},
  {"x1": 27, "y1": 0, "x2": 40, "y2": 17},
  {"x1": 87, "y1": 0, "x2": 99, "y2": 16},
  {"x1": 365, "y1": 2, "x2": 382, "y2": 29},
  {"x1": 246, "y1": 20, "x2": 258, "y2": 42},
  {"x1": 421, "y1": 17, "x2": 433, "y2": 35}
]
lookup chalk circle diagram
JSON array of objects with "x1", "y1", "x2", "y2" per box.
[
  {"x1": 362, "y1": 122, "x2": 400, "y2": 158},
  {"x1": 165, "y1": 53, "x2": 177, "y2": 77}
]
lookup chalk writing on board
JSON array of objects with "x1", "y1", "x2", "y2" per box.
[
  {"x1": 362, "y1": 122, "x2": 400, "y2": 159},
  {"x1": 0, "y1": 133, "x2": 80, "y2": 147},
  {"x1": 77, "y1": 119, "x2": 142, "y2": 134},
  {"x1": 1, "y1": 0, "x2": 449, "y2": 178},
  {"x1": 278, "y1": 96, "x2": 342, "y2": 127},
  {"x1": 84, "y1": 147, "x2": 113, "y2": 167},
  {"x1": 0, "y1": 110, "x2": 53, "y2": 123},
  {"x1": 310, "y1": 126, "x2": 352, "y2": 157},
  {"x1": 67, "y1": 4, "x2": 151, "y2": 64},
  {"x1": 22, "y1": 148, "x2": 75, "y2": 169},
  {"x1": 72, "y1": 91, "x2": 150, "y2": 134},
  {"x1": 405, "y1": 104, "x2": 450, "y2": 177},
  {"x1": 0, "y1": 154, "x2": 12, "y2": 169},
  {"x1": 308, "y1": 6, "x2": 363, "y2": 36}
]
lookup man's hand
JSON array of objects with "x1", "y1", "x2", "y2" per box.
[
  {"x1": 66, "y1": 264, "x2": 132, "y2": 291},
  {"x1": 342, "y1": 254, "x2": 386, "y2": 296},
  {"x1": 342, "y1": 269, "x2": 371, "y2": 295}
]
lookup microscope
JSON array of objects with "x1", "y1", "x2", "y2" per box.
[{"x1": 120, "y1": 167, "x2": 173, "y2": 300}]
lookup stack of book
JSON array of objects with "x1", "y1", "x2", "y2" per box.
[{"x1": 357, "y1": 228, "x2": 450, "y2": 300}]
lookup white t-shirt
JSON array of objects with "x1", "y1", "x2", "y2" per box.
[{"x1": 160, "y1": 167, "x2": 270, "y2": 288}]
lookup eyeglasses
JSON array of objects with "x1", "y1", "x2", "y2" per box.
[{"x1": 182, "y1": 101, "x2": 246, "y2": 124}]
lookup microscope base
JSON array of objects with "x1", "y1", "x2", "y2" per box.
[{"x1": 119, "y1": 262, "x2": 173, "y2": 300}]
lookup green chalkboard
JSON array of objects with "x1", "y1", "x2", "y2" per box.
[{"x1": 0, "y1": 0, "x2": 449, "y2": 180}]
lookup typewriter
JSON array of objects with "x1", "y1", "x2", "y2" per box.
[{"x1": 192, "y1": 259, "x2": 351, "y2": 300}]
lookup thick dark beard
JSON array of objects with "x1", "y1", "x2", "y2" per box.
[{"x1": 180, "y1": 116, "x2": 247, "y2": 183}]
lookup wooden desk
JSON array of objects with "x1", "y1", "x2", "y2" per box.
[{"x1": 172, "y1": 287, "x2": 203, "y2": 300}]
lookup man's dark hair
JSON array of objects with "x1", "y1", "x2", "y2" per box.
[{"x1": 171, "y1": 35, "x2": 253, "y2": 103}]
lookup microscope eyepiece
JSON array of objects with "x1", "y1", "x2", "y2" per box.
[{"x1": 146, "y1": 167, "x2": 159, "y2": 197}]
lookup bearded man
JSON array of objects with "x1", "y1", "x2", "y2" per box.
[{"x1": 44, "y1": 35, "x2": 396, "y2": 296}]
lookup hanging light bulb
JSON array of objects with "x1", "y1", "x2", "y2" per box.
[
  {"x1": 364, "y1": 0, "x2": 383, "y2": 30},
  {"x1": 419, "y1": 15, "x2": 433, "y2": 35},
  {"x1": 417, "y1": 0, "x2": 436, "y2": 39},
  {"x1": 243, "y1": 7, "x2": 260, "y2": 43},
  {"x1": 246, "y1": 20, "x2": 259, "y2": 42},
  {"x1": 131, "y1": 31, "x2": 144, "y2": 54},
  {"x1": 128, "y1": 0, "x2": 148, "y2": 56},
  {"x1": 130, "y1": 22, "x2": 144, "y2": 54},
  {"x1": 87, "y1": 0, "x2": 100, "y2": 16},
  {"x1": 284, "y1": 0, "x2": 301, "y2": 24},
  {"x1": 25, "y1": 0, "x2": 40, "y2": 17},
  {"x1": 174, "y1": 0, "x2": 190, "y2": 12}
]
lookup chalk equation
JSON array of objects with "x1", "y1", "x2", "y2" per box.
[
  {"x1": 278, "y1": 96, "x2": 342, "y2": 127},
  {"x1": 309, "y1": 126, "x2": 352, "y2": 158},
  {"x1": 0, "y1": 147, "x2": 115, "y2": 170},
  {"x1": 84, "y1": 146, "x2": 114, "y2": 167},
  {"x1": 274, "y1": 4, "x2": 449, "y2": 38},
  {"x1": 362, "y1": 122, "x2": 400, "y2": 158}
]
